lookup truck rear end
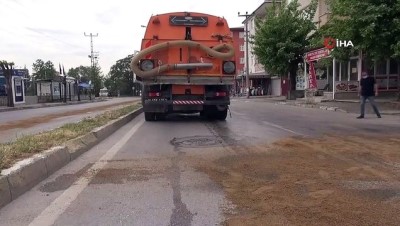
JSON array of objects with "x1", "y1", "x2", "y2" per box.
[{"x1": 131, "y1": 12, "x2": 235, "y2": 121}]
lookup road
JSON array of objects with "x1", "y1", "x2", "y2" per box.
[
  {"x1": 0, "y1": 97, "x2": 140, "y2": 143},
  {"x1": 0, "y1": 98, "x2": 399, "y2": 225}
]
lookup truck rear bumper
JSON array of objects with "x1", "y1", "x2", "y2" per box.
[{"x1": 143, "y1": 99, "x2": 230, "y2": 113}]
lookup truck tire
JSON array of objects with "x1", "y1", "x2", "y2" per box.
[
  {"x1": 145, "y1": 112, "x2": 156, "y2": 121},
  {"x1": 200, "y1": 111, "x2": 205, "y2": 117},
  {"x1": 156, "y1": 113, "x2": 166, "y2": 121},
  {"x1": 215, "y1": 109, "x2": 227, "y2": 121},
  {"x1": 205, "y1": 106, "x2": 227, "y2": 121}
]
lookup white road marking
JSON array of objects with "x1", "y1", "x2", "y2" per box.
[
  {"x1": 262, "y1": 121, "x2": 305, "y2": 136},
  {"x1": 28, "y1": 119, "x2": 145, "y2": 226}
]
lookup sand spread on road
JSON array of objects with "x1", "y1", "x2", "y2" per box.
[{"x1": 194, "y1": 134, "x2": 400, "y2": 225}]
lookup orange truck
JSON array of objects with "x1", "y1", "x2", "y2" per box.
[{"x1": 131, "y1": 12, "x2": 236, "y2": 121}]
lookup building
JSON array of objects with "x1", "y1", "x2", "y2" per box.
[
  {"x1": 244, "y1": 0, "x2": 399, "y2": 99},
  {"x1": 242, "y1": 0, "x2": 330, "y2": 97},
  {"x1": 230, "y1": 27, "x2": 245, "y2": 94},
  {"x1": 299, "y1": 0, "x2": 400, "y2": 99},
  {"x1": 243, "y1": 0, "x2": 285, "y2": 96},
  {"x1": 36, "y1": 75, "x2": 78, "y2": 103}
]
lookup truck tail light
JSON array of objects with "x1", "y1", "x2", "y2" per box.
[
  {"x1": 148, "y1": 92, "x2": 160, "y2": 97},
  {"x1": 215, "y1": 91, "x2": 227, "y2": 97}
]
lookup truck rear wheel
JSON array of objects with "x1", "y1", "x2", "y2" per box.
[
  {"x1": 215, "y1": 108, "x2": 227, "y2": 121},
  {"x1": 204, "y1": 106, "x2": 227, "y2": 121},
  {"x1": 145, "y1": 112, "x2": 156, "y2": 121},
  {"x1": 145, "y1": 112, "x2": 166, "y2": 121},
  {"x1": 200, "y1": 111, "x2": 205, "y2": 117}
]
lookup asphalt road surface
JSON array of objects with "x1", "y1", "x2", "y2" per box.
[
  {"x1": 0, "y1": 98, "x2": 399, "y2": 225},
  {"x1": 0, "y1": 97, "x2": 139, "y2": 143}
]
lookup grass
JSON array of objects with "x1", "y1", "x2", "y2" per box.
[{"x1": 0, "y1": 103, "x2": 141, "y2": 170}]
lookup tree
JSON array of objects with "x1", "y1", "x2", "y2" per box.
[
  {"x1": 67, "y1": 66, "x2": 91, "y2": 83},
  {"x1": 90, "y1": 65, "x2": 103, "y2": 96},
  {"x1": 322, "y1": 0, "x2": 400, "y2": 61},
  {"x1": 32, "y1": 59, "x2": 57, "y2": 80},
  {"x1": 105, "y1": 55, "x2": 135, "y2": 96},
  {"x1": 252, "y1": 0, "x2": 317, "y2": 91},
  {"x1": 0, "y1": 60, "x2": 15, "y2": 107},
  {"x1": 67, "y1": 65, "x2": 103, "y2": 96}
]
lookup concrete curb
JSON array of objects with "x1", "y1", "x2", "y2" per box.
[
  {"x1": 0, "y1": 99, "x2": 107, "y2": 113},
  {"x1": 0, "y1": 107, "x2": 143, "y2": 208},
  {"x1": 276, "y1": 101, "x2": 400, "y2": 115}
]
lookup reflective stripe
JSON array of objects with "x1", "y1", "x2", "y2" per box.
[{"x1": 173, "y1": 100, "x2": 204, "y2": 105}]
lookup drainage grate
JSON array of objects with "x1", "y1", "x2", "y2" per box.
[{"x1": 170, "y1": 136, "x2": 224, "y2": 148}]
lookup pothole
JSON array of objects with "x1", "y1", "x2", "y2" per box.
[{"x1": 170, "y1": 136, "x2": 224, "y2": 148}]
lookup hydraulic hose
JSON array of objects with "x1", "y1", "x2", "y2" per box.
[{"x1": 130, "y1": 40, "x2": 234, "y2": 78}]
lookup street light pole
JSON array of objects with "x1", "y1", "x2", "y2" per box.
[{"x1": 238, "y1": 11, "x2": 251, "y2": 99}]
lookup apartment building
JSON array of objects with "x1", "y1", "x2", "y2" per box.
[
  {"x1": 230, "y1": 27, "x2": 245, "y2": 94},
  {"x1": 300, "y1": 0, "x2": 399, "y2": 99},
  {"x1": 245, "y1": 0, "x2": 399, "y2": 99},
  {"x1": 243, "y1": 0, "x2": 283, "y2": 96}
]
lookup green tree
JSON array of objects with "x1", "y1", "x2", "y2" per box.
[
  {"x1": 67, "y1": 65, "x2": 103, "y2": 96},
  {"x1": 90, "y1": 65, "x2": 104, "y2": 96},
  {"x1": 322, "y1": 0, "x2": 400, "y2": 61},
  {"x1": 0, "y1": 60, "x2": 15, "y2": 107},
  {"x1": 252, "y1": 0, "x2": 317, "y2": 91},
  {"x1": 32, "y1": 59, "x2": 57, "y2": 80},
  {"x1": 67, "y1": 66, "x2": 91, "y2": 83},
  {"x1": 105, "y1": 55, "x2": 134, "y2": 96}
]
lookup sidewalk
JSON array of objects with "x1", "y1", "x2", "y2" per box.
[
  {"x1": 236, "y1": 95, "x2": 400, "y2": 115},
  {"x1": 0, "y1": 98, "x2": 107, "y2": 113}
]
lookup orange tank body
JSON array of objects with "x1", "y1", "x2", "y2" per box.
[
  {"x1": 132, "y1": 12, "x2": 236, "y2": 78},
  {"x1": 131, "y1": 12, "x2": 235, "y2": 121}
]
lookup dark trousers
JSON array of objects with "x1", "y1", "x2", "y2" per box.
[{"x1": 360, "y1": 96, "x2": 381, "y2": 116}]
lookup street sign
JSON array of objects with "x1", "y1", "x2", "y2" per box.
[
  {"x1": 169, "y1": 16, "x2": 208, "y2": 26},
  {"x1": 305, "y1": 48, "x2": 330, "y2": 62},
  {"x1": 0, "y1": 69, "x2": 27, "y2": 77},
  {"x1": 308, "y1": 62, "x2": 317, "y2": 90}
]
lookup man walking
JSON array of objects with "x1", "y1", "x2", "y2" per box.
[{"x1": 357, "y1": 71, "x2": 381, "y2": 119}]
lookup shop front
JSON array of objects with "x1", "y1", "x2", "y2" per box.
[
  {"x1": 300, "y1": 49, "x2": 400, "y2": 100},
  {"x1": 235, "y1": 73, "x2": 271, "y2": 96}
]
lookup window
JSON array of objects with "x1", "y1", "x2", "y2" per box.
[
  {"x1": 240, "y1": 58, "x2": 245, "y2": 64},
  {"x1": 319, "y1": 0, "x2": 330, "y2": 16},
  {"x1": 349, "y1": 59, "x2": 358, "y2": 81},
  {"x1": 239, "y1": 32, "x2": 245, "y2": 39},
  {"x1": 375, "y1": 60, "x2": 387, "y2": 75},
  {"x1": 390, "y1": 59, "x2": 398, "y2": 74},
  {"x1": 240, "y1": 45, "x2": 245, "y2": 51},
  {"x1": 341, "y1": 62, "x2": 349, "y2": 81}
]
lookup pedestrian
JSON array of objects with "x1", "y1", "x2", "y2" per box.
[{"x1": 357, "y1": 71, "x2": 381, "y2": 119}]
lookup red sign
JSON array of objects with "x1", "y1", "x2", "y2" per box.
[
  {"x1": 323, "y1": 37, "x2": 336, "y2": 50},
  {"x1": 305, "y1": 48, "x2": 330, "y2": 62},
  {"x1": 308, "y1": 61, "x2": 317, "y2": 90}
]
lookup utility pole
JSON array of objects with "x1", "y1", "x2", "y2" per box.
[
  {"x1": 84, "y1": 32, "x2": 98, "y2": 100},
  {"x1": 238, "y1": 11, "x2": 251, "y2": 99}
]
